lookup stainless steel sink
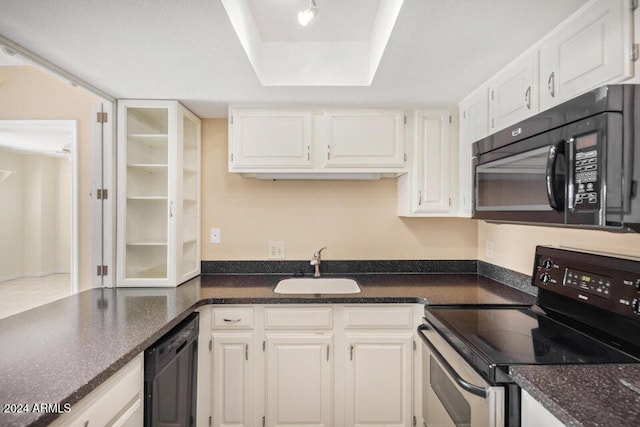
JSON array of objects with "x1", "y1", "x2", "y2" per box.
[{"x1": 274, "y1": 277, "x2": 361, "y2": 294}]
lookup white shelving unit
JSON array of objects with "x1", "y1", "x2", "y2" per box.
[{"x1": 117, "y1": 100, "x2": 201, "y2": 287}]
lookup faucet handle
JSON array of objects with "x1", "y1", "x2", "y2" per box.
[{"x1": 314, "y1": 246, "x2": 327, "y2": 258}]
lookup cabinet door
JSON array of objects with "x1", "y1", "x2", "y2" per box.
[
  {"x1": 521, "y1": 389, "x2": 564, "y2": 427},
  {"x1": 265, "y1": 334, "x2": 333, "y2": 427},
  {"x1": 117, "y1": 101, "x2": 176, "y2": 286},
  {"x1": 178, "y1": 107, "x2": 201, "y2": 283},
  {"x1": 488, "y1": 51, "x2": 538, "y2": 133},
  {"x1": 345, "y1": 334, "x2": 413, "y2": 427},
  {"x1": 229, "y1": 108, "x2": 313, "y2": 169},
  {"x1": 413, "y1": 109, "x2": 451, "y2": 213},
  {"x1": 324, "y1": 109, "x2": 405, "y2": 168},
  {"x1": 458, "y1": 88, "x2": 488, "y2": 217},
  {"x1": 539, "y1": 0, "x2": 632, "y2": 110},
  {"x1": 212, "y1": 333, "x2": 254, "y2": 427}
]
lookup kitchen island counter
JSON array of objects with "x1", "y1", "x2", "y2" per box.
[{"x1": 0, "y1": 273, "x2": 533, "y2": 426}]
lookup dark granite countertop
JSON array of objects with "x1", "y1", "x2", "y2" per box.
[
  {"x1": 511, "y1": 364, "x2": 640, "y2": 427},
  {"x1": 0, "y1": 273, "x2": 533, "y2": 426}
]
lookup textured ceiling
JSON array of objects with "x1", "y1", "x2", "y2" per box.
[{"x1": 0, "y1": 0, "x2": 589, "y2": 117}]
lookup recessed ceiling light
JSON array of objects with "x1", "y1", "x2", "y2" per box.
[{"x1": 298, "y1": 0, "x2": 318, "y2": 26}]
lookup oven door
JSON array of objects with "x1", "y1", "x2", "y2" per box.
[{"x1": 418, "y1": 323, "x2": 505, "y2": 427}]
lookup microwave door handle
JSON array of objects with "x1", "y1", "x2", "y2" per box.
[
  {"x1": 546, "y1": 141, "x2": 565, "y2": 211},
  {"x1": 417, "y1": 324, "x2": 488, "y2": 398}
]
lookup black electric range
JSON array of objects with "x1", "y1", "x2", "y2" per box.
[{"x1": 418, "y1": 246, "x2": 640, "y2": 426}]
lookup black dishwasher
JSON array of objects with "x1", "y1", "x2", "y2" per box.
[{"x1": 144, "y1": 312, "x2": 199, "y2": 427}]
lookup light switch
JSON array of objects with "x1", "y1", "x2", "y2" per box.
[{"x1": 210, "y1": 228, "x2": 221, "y2": 244}]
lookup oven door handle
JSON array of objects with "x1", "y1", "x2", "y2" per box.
[{"x1": 417, "y1": 324, "x2": 488, "y2": 398}]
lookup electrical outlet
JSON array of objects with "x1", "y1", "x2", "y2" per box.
[
  {"x1": 486, "y1": 240, "x2": 494, "y2": 259},
  {"x1": 210, "y1": 228, "x2": 221, "y2": 244},
  {"x1": 268, "y1": 241, "x2": 285, "y2": 259}
]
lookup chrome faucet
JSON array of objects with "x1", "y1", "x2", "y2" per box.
[{"x1": 310, "y1": 247, "x2": 327, "y2": 277}]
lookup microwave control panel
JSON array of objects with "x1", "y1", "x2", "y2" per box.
[{"x1": 572, "y1": 133, "x2": 600, "y2": 211}]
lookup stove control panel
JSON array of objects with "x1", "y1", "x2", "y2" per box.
[{"x1": 534, "y1": 246, "x2": 640, "y2": 320}]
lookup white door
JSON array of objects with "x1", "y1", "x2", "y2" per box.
[
  {"x1": 212, "y1": 332, "x2": 254, "y2": 427},
  {"x1": 265, "y1": 334, "x2": 333, "y2": 427},
  {"x1": 488, "y1": 51, "x2": 538, "y2": 133},
  {"x1": 413, "y1": 109, "x2": 451, "y2": 214},
  {"x1": 323, "y1": 109, "x2": 405, "y2": 168},
  {"x1": 539, "y1": 0, "x2": 632, "y2": 110},
  {"x1": 229, "y1": 109, "x2": 313, "y2": 169},
  {"x1": 345, "y1": 334, "x2": 413, "y2": 427}
]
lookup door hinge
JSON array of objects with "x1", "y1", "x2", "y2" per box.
[
  {"x1": 631, "y1": 0, "x2": 638, "y2": 10},
  {"x1": 263, "y1": 340, "x2": 266, "y2": 351},
  {"x1": 403, "y1": 115, "x2": 407, "y2": 124},
  {"x1": 448, "y1": 115, "x2": 452, "y2": 124},
  {"x1": 96, "y1": 265, "x2": 108, "y2": 276},
  {"x1": 208, "y1": 416, "x2": 212, "y2": 426},
  {"x1": 631, "y1": 43, "x2": 639, "y2": 62},
  {"x1": 230, "y1": 115, "x2": 234, "y2": 124},
  {"x1": 96, "y1": 112, "x2": 108, "y2": 123},
  {"x1": 262, "y1": 416, "x2": 266, "y2": 427},
  {"x1": 96, "y1": 188, "x2": 108, "y2": 200},
  {"x1": 209, "y1": 339, "x2": 212, "y2": 351},
  {"x1": 230, "y1": 153, "x2": 234, "y2": 162}
]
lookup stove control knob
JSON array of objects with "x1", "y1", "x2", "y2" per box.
[
  {"x1": 636, "y1": 279, "x2": 640, "y2": 292},
  {"x1": 539, "y1": 273, "x2": 551, "y2": 284},
  {"x1": 542, "y1": 259, "x2": 554, "y2": 269},
  {"x1": 634, "y1": 299, "x2": 640, "y2": 315}
]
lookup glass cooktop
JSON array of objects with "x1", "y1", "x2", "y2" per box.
[{"x1": 424, "y1": 306, "x2": 640, "y2": 383}]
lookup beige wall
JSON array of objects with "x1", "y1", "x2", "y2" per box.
[
  {"x1": 0, "y1": 150, "x2": 24, "y2": 281},
  {"x1": 478, "y1": 221, "x2": 640, "y2": 275},
  {"x1": 0, "y1": 66, "x2": 99, "y2": 290},
  {"x1": 0, "y1": 152, "x2": 70, "y2": 280},
  {"x1": 201, "y1": 119, "x2": 478, "y2": 261}
]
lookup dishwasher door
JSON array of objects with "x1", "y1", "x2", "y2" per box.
[{"x1": 144, "y1": 312, "x2": 199, "y2": 427}]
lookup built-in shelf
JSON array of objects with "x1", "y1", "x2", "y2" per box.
[
  {"x1": 126, "y1": 241, "x2": 168, "y2": 246},
  {"x1": 118, "y1": 100, "x2": 201, "y2": 287}
]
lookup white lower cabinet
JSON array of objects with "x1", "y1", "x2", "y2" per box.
[
  {"x1": 521, "y1": 389, "x2": 564, "y2": 427},
  {"x1": 212, "y1": 333, "x2": 254, "y2": 427},
  {"x1": 50, "y1": 354, "x2": 143, "y2": 427},
  {"x1": 345, "y1": 334, "x2": 414, "y2": 427},
  {"x1": 265, "y1": 334, "x2": 333, "y2": 427},
  {"x1": 207, "y1": 304, "x2": 422, "y2": 427}
]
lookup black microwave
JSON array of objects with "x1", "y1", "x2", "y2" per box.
[{"x1": 472, "y1": 85, "x2": 640, "y2": 232}]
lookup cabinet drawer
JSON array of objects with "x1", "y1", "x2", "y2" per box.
[
  {"x1": 50, "y1": 354, "x2": 143, "y2": 427},
  {"x1": 344, "y1": 306, "x2": 414, "y2": 329},
  {"x1": 264, "y1": 306, "x2": 333, "y2": 329},
  {"x1": 212, "y1": 307, "x2": 255, "y2": 329}
]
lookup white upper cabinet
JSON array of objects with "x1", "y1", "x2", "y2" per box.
[
  {"x1": 322, "y1": 109, "x2": 406, "y2": 168},
  {"x1": 539, "y1": 0, "x2": 633, "y2": 111},
  {"x1": 228, "y1": 106, "x2": 407, "y2": 176},
  {"x1": 229, "y1": 108, "x2": 313, "y2": 169},
  {"x1": 397, "y1": 108, "x2": 454, "y2": 216},
  {"x1": 117, "y1": 100, "x2": 201, "y2": 287},
  {"x1": 458, "y1": 87, "x2": 489, "y2": 217},
  {"x1": 488, "y1": 51, "x2": 539, "y2": 132}
]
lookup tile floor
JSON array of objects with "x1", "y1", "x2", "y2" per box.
[{"x1": 0, "y1": 274, "x2": 72, "y2": 320}]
